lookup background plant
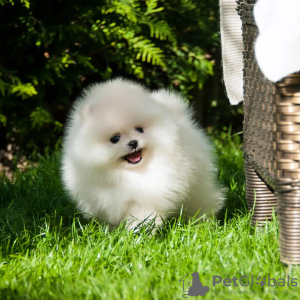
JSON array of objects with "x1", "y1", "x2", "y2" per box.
[{"x1": 0, "y1": 0, "x2": 242, "y2": 158}]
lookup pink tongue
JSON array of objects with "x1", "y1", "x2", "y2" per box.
[{"x1": 126, "y1": 151, "x2": 141, "y2": 162}]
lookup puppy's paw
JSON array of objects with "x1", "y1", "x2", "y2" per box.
[{"x1": 125, "y1": 214, "x2": 163, "y2": 234}]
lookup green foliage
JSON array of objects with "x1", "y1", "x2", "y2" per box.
[{"x1": 0, "y1": 0, "x2": 219, "y2": 155}]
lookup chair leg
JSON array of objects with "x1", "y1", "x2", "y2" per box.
[
  {"x1": 277, "y1": 190, "x2": 300, "y2": 264},
  {"x1": 274, "y1": 73, "x2": 300, "y2": 264},
  {"x1": 244, "y1": 162, "x2": 277, "y2": 226}
]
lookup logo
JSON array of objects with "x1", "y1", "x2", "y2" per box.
[
  {"x1": 213, "y1": 275, "x2": 298, "y2": 287},
  {"x1": 179, "y1": 272, "x2": 298, "y2": 297},
  {"x1": 179, "y1": 272, "x2": 209, "y2": 298}
]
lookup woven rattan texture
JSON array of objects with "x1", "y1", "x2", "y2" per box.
[
  {"x1": 275, "y1": 75, "x2": 300, "y2": 182},
  {"x1": 239, "y1": 0, "x2": 277, "y2": 188},
  {"x1": 240, "y1": 1, "x2": 300, "y2": 186}
]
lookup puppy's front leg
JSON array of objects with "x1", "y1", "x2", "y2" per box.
[{"x1": 124, "y1": 202, "x2": 163, "y2": 232}]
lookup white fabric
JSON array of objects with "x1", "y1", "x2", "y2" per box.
[
  {"x1": 254, "y1": 0, "x2": 300, "y2": 82},
  {"x1": 220, "y1": 0, "x2": 244, "y2": 105}
]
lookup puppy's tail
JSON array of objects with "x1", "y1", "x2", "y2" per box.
[{"x1": 151, "y1": 90, "x2": 192, "y2": 119}]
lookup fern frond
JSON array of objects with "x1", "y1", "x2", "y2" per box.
[
  {"x1": 145, "y1": 0, "x2": 164, "y2": 15},
  {"x1": 10, "y1": 78, "x2": 37, "y2": 100},
  {"x1": 141, "y1": 17, "x2": 176, "y2": 43},
  {"x1": 131, "y1": 36, "x2": 165, "y2": 67},
  {"x1": 102, "y1": 0, "x2": 139, "y2": 23}
]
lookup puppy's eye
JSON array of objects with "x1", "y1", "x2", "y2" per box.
[
  {"x1": 135, "y1": 127, "x2": 144, "y2": 133},
  {"x1": 110, "y1": 135, "x2": 120, "y2": 144}
]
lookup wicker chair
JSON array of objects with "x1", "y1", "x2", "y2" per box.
[{"x1": 239, "y1": 0, "x2": 300, "y2": 265}]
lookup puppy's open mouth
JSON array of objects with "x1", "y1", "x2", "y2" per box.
[{"x1": 122, "y1": 150, "x2": 143, "y2": 164}]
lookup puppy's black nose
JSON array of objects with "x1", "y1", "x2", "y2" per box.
[{"x1": 128, "y1": 140, "x2": 138, "y2": 149}]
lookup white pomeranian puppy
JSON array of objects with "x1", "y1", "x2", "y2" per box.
[{"x1": 61, "y1": 78, "x2": 223, "y2": 229}]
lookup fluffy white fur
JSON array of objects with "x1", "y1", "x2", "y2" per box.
[{"x1": 61, "y1": 78, "x2": 223, "y2": 229}]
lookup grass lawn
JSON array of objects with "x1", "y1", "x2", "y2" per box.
[{"x1": 1, "y1": 133, "x2": 299, "y2": 299}]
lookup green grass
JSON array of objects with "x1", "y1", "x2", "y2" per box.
[{"x1": 1, "y1": 133, "x2": 300, "y2": 300}]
